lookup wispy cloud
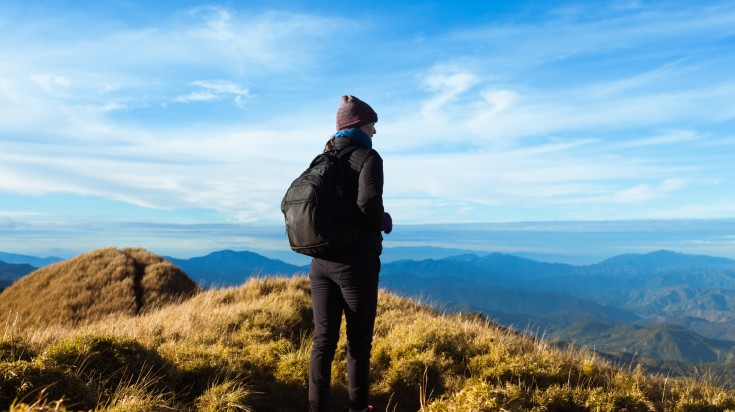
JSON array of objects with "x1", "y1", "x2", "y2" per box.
[
  {"x1": 0, "y1": 5, "x2": 344, "y2": 129},
  {"x1": 420, "y1": 66, "x2": 479, "y2": 122},
  {"x1": 174, "y1": 80, "x2": 252, "y2": 106},
  {"x1": 608, "y1": 129, "x2": 704, "y2": 150},
  {"x1": 87, "y1": 102, "x2": 129, "y2": 113},
  {"x1": 609, "y1": 179, "x2": 688, "y2": 203},
  {"x1": 30, "y1": 74, "x2": 71, "y2": 94}
]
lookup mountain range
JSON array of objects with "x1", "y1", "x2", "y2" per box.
[
  {"x1": 4, "y1": 247, "x2": 735, "y2": 370},
  {"x1": 376, "y1": 250, "x2": 735, "y2": 371},
  {"x1": 165, "y1": 249, "x2": 307, "y2": 287},
  {"x1": 0, "y1": 261, "x2": 36, "y2": 291},
  {"x1": 0, "y1": 251, "x2": 62, "y2": 267}
]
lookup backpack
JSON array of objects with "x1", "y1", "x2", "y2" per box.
[{"x1": 281, "y1": 145, "x2": 362, "y2": 258}]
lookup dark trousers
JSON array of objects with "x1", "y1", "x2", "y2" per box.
[{"x1": 308, "y1": 249, "x2": 380, "y2": 412}]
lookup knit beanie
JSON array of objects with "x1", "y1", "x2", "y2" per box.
[{"x1": 336, "y1": 95, "x2": 378, "y2": 131}]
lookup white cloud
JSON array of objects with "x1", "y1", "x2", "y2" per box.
[
  {"x1": 98, "y1": 83, "x2": 121, "y2": 94},
  {"x1": 174, "y1": 90, "x2": 219, "y2": 103},
  {"x1": 608, "y1": 130, "x2": 703, "y2": 150},
  {"x1": 87, "y1": 102, "x2": 129, "y2": 113},
  {"x1": 174, "y1": 80, "x2": 251, "y2": 105},
  {"x1": 187, "y1": 6, "x2": 236, "y2": 43},
  {"x1": 420, "y1": 67, "x2": 479, "y2": 123},
  {"x1": 408, "y1": 3, "x2": 735, "y2": 151},
  {"x1": 0, "y1": 119, "x2": 330, "y2": 224},
  {"x1": 30, "y1": 73, "x2": 71, "y2": 93},
  {"x1": 0, "y1": 77, "x2": 18, "y2": 100},
  {"x1": 455, "y1": 3, "x2": 735, "y2": 69},
  {"x1": 0, "y1": 211, "x2": 44, "y2": 218},
  {"x1": 0, "y1": 6, "x2": 345, "y2": 131},
  {"x1": 599, "y1": 178, "x2": 687, "y2": 203},
  {"x1": 480, "y1": 89, "x2": 520, "y2": 115},
  {"x1": 176, "y1": 6, "x2": 347, "y2": 72}
]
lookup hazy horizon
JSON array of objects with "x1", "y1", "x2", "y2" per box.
[{"x1": 2, "y1": 218, "x2": 734, "y2": 266}]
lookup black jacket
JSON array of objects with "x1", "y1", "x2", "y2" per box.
[{"x1": 331, "y1": 137, "x2": 384, "y2": 256}]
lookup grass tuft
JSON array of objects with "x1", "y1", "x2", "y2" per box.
[{"x1": 195, "y1": 379, "x2": 255, "y2": 412}]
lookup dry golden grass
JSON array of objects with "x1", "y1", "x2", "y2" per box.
[
  {"x1": 0, "y1": 247, "x2": 199, "y2": 329},
  {"x1": 2, "y1": 251, "x2": 735, "y2": 411}
]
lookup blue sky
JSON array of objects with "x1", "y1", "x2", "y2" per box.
[{"x1": 1, "y1": 1, "x2": 735, "y2": 258}]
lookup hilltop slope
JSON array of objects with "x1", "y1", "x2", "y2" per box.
[
  {"x1": 2, "y1": 274, "x2": 735, "y2": 411},
  {"x1": 0, "y1": 247, "x2": 199, "y2": 327}
]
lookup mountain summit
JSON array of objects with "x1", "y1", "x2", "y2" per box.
[{"x1": 0, "y1": 247, "x2": 199, "y2": 327}]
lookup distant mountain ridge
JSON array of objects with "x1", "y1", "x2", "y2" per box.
[
  {"x1": 597, "y1": 250, "x2": 735, "y2": 269},
  {"x1": 381, "y1": 272, "x2": 639, "y2": 327},
  {"x1": 553, "y1": 321, "x2": 735, "y2": 364},
  {"x1": 166, "y1": 249, "x2": 307, "y2": 287},
  {"x1": 0, "y1": 251, "x2": 62, "y2": 267},
  {"x1": 0, "y1": 260, "x2": 36, "y2": 290},
  {"x1": 381, "y1": 250, "x2": 735, "y2": 297}
]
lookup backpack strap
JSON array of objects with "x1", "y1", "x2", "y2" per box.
[{"x1": 332, "y1": 144, "x2": 361, "y2": 159}]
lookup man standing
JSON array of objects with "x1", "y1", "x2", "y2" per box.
[{"x1": 308, "y1": 95, "x2": 392, "y2": 412}]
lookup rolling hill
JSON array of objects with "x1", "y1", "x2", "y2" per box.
[{"x1": 0, "y1": 247, "x2": 200, "y2": 327}]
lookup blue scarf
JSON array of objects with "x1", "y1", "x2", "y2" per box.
[{"x1": 334, "y1": 128, "x2": 372, "y2": 149}]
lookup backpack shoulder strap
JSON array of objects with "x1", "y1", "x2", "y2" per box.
[{"x1": 333, "y1": 144, "x2": 361, "y2": 159}]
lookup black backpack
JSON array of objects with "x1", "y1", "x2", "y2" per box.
[{"x1": 281, "y1": 145, "x2": 362, "y2": 258}]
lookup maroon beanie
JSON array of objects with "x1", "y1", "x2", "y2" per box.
[{"x1": 336, "y1": 95, "x2": 378, "y2": 131}]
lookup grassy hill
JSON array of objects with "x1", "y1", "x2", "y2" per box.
[
  {"x1": 2, "y1": 250, "x2": 735, "y2": 411},
  {"x1": 0, "y1": 247, "x2": 199, "y2": 328}
]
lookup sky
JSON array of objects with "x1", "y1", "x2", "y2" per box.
[{"x1": 1, "y1": 1, "x2": 735, "y2": 259}]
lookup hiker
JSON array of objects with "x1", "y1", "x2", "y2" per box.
[{"x1": 308, "y1": 95, "x2": 392, "y2": 412}]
